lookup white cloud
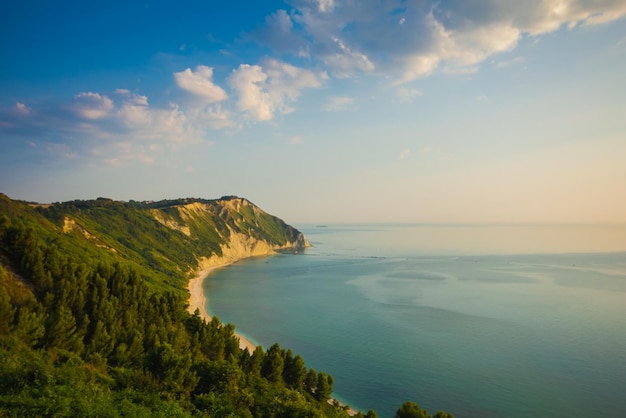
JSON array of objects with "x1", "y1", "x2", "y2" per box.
[
  {"x1": 0, "y1": 89, "x2": 214, "y2": 166},
  {"x1": 74, "y1": 92, "x2": 114, "y2": 120},
  {"x1": 317, "y1": 0, "x2": 334, "y2": 13},
  {"x1": 199, "y1": 105, "x2": 236, "y2": 129},
  {"x1": 229, "y1": 64, "x2": 273, "y2": 121},
  {"x1": 174, "y1": 65, "x2": 228, "y2": 102},
  {"x1": 264, "y1": 58, "x2": 328, "y2": 105},
  {"x1": 400, "y1": 54, "x2": 440, "y2": 82},
  {"x1": 14, "y1": 102, "x2": 31, "y2": 116},
  {"x1": 254, "y1": 0, "x2": 626, "y2": 83},
  {"x1": 229, "y1": 60, "x2": 327, "y2": 121},
  {"x1": 399, "y1": 148, "x2": 411, "y2": 159},
  {"x1": 117, "y1": 95, "x2": 151, "y2": 128},
  {"x1": 290, "y1": 136, "x2": 304, "y2": 144},
  {"x1": 324, "y1": 96, "x2": 353, "y2": 111},
  {"x1": 323, "y1": 37, "x2": 375, "y2": 78},
  {"x1": 5, "y1": 0, "x2": 626, "y2": 169}
]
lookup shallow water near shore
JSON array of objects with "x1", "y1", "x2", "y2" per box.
[{"x1": 204, "y1": 224, "x2": 626, "y2": 417}]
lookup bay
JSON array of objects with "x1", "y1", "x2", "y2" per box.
[{"x1": 204, "y1": 224, "x2": 626, "y2": 417}]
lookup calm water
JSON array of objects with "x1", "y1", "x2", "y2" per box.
[{"x1": 204, "y1": 224, "x2": 626, "y2": 417}]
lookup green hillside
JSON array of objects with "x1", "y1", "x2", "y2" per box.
[
  {"x1": 0, "y1": 194, "x2": 451, "y2": 417},
  {"x1": 0, "y1": 195, "x2": 307, "y2": 294}
]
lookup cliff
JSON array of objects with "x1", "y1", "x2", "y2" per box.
[{"x1": 0, "y1": 194, "x2": 309, "y2": 294}]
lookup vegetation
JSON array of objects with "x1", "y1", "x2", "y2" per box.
[
  {"x1": 393, "y1": 401, "x2": 454, "y2": 418},
  {"x1": 0, "y1": 194, "x2": 454, "y2": 417}
]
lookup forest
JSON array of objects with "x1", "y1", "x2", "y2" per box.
[{"x1": 0, "y1": 194, "x2": 453, "y2": 417}]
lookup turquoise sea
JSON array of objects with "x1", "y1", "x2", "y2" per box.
[{"x1": 204, "y1": 224, "x2": 626, "y2": 417}]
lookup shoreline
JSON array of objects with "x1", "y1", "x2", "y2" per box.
[
  {"x1": 187, "y1": 263, "x2": 257, "y2": 353},
  {"x1": 187, "y1": 254, "x2": 358, "y2": 416}
]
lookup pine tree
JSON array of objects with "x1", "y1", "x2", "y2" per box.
[
  {"x1": 316, "y1": 371, "x2": 332, "y2": 402},
  {"x1": 261, "y1": 343, "x2": 284, "y2": 383},
  {"x1": 45, "y1": 305, "x2": 84, "y2": 353}
]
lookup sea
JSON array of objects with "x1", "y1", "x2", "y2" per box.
[{"x1": 203, "y1": 224, "x2": 626, "y2": 417}]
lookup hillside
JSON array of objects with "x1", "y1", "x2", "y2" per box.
[
  {"x1": 1, "y1": 194, "x2": 307, "y2": 293},
  {"x1": 0, "y1": 193, "x2": 451, "y2": 417}
]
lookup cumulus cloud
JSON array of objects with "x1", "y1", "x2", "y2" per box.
[
  {"x1": 4, "y1": 0, "x2": 626, "y2": 168},
  {"x1": 174, "y1": 65, "x2": 228, "y2": 102},
  {"x1": 187, "y1": 105, "x2": 235, "y2": 129},
  {"x1": 229, "y1": 64, "x2": 273, "y2": 121},
  {"x1": 229, "y1": 59, "x2": 327, "y2": 121},
  {"x1": 317, "y1": 0, "x2": 334, "y2": 13},
  {"x1": 251, "y1": 0, "x2": 626, "y2": 83},
  {"x1": 0, "y1": 90, "x2": 211, "y2": 166},
  {"x1": 264, "y1": 58, "x2": 328, "y2": 100},
  {"x1": 74, "y1": 92, "x2": 114, "y2": 120}
]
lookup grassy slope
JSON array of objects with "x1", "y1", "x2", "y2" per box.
[{"x1": 7, "y1": 195, "x2": 305, "y2": 294}]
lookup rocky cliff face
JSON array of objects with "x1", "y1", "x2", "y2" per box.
[{"x1": 151, "y1": 196, "x2": 309, "y2": 269}]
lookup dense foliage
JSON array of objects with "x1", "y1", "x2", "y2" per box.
[{"x1": 0, "y1": 194, "x2": 453, "y2": 417}]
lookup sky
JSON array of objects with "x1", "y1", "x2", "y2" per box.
[{"x1": 1, "y1": 0, "x2": 625, "y2": 224}]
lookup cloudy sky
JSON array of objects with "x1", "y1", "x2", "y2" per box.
[{"x1": 1, "y1": 0, "x2": 625, "y2": 223}]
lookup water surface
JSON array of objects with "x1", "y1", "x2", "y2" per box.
[{"x1": 204, "y1": 224, "x2": 626, "y2": 417}]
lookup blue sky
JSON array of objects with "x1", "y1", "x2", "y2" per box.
[{"x1": 1, "y1": 0, "x2": 625, "y2": 223}]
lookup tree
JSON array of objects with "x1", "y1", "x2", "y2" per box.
[
  {"x1": 145, "y1": 342, "x2": 198, "y2": 396},
  {"x1": 315, "y1": 371, "x2": 333, "y2": 402},
  {"x1": 45, "y1": 306, "x2": 84, "y2": 353},
  {"x1": 395, "y1": 401, "x2": 429, "y2": 418},
  {"x1": 283, "y1": 351, "x2": 307, "y2": 391},
  {"x1": 12, "y1": 307, "x2": 45, "y2": 347},
  {"x1": 0, "y1": 285, "x2": 14, "y2": 335},
  {"x1": 261, "y1": 343, "x2": 284, "y2": 383},
  {"x1": 305, "y1": 368, "x2": 318, "y2": 395},
  {"x1": 241, "y1": 344, "x2": 264, "y2": 376},
  {"x1": 356, "y1": 410, "x2": 378, "y2": 418}
]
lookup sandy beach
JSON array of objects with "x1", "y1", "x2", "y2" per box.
[
  {"x1": 187, "y1": 263, "x2": 257, "y2": 353},
  {"x1": 188, "y1": 258, "x2": 359, "y2": 416}
]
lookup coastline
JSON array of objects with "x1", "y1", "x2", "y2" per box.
[
  {"x1": 187, "y1": 263, "x2": 257, "y2": 353},
  {"x1": 187, "y1": 257, "x2": 359, "y2": 417}
]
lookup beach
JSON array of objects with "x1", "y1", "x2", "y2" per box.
[
  {"x1": 187, "y1": 263, "x2": 257, "y2": 353},
  {"x1": 189, "y1": 259, "x2": 359, "y2": 416},
  {"x1": 187, "y1": 261, "x2": 357, "y2": 416}
]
